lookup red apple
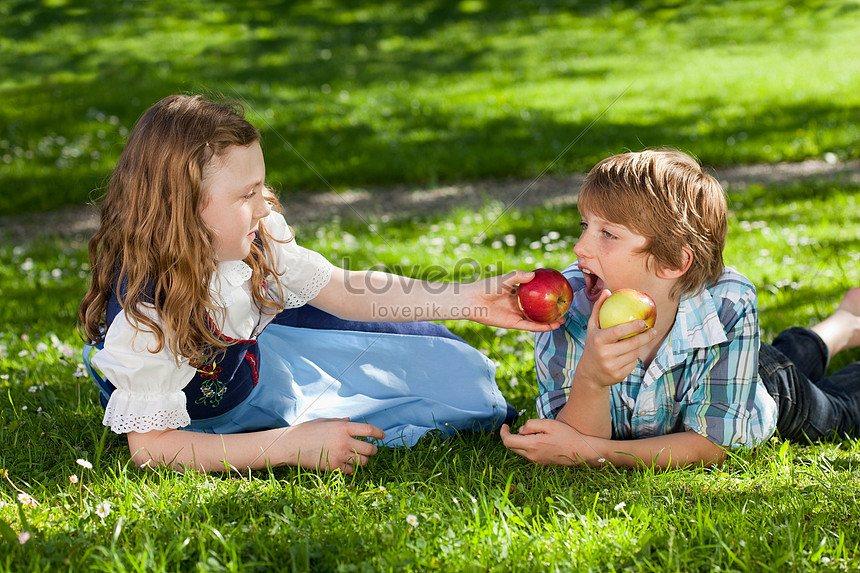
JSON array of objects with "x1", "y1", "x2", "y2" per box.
[
  {"x1": 517, "y1": 268, "x2": 574, "y2": 323},
  {"x1": 598, "y1": 289, "x2": 657, "y2": 339}
]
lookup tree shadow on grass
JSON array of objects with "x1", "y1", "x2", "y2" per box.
[{"x1": 2, "y1": 0, "x2": 860, "y2": 214}]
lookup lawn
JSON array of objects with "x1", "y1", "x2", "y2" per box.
[
  {"x1": 1, "y1": 175, "x2": 859, "y2": 571},
  {"x1": 1, "y1": 0, "x2": 859, "y2": 214},
  {"x1": 2, "y1": 0, "x2": 860, "y2": 571}
]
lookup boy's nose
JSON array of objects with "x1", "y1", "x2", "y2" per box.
[{"x1": 573, "y1": 234, "x2": 590, "y2": 259}]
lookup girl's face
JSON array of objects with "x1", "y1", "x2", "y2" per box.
[
  {"x1": 573, "y1": 210, "x2": 657, "y2": 302},
  {"x1": 199, "y1": 141, "x2": 272, "y2": 262}
]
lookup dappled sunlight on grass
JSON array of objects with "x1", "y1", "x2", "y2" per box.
[
  {"x1": 2, "y1": 1, "x2": 860, "y2": 567},
  {"x1": 2, "y1": 0, "x2": 860, "y2": 214}
]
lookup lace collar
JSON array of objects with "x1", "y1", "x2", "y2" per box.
[{"x1": 213, "y1": 261, "x2": 253, "y2": 306}]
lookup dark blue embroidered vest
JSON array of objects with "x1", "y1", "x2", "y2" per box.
[{"x1": 102, "y1": 282, "x2": 260, "y2": 421}]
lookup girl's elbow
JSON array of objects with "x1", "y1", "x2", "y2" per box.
[
  {"x1": 128, "y1": 441, "x2": 156, "y2": 468},
  {"x1": 127, "y1": 429, "x2": 169, "y2": 469}
]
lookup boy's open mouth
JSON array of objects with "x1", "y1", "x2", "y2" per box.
[{"x1": 581, "y1": 268, "x2": 604, "y2": 302}]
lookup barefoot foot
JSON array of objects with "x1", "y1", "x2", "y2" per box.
[{"x1": 811, "y1": 287, "x2": 860, "y2": 357}]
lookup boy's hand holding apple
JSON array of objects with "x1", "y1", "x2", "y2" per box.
[
  {"x1": 598, "y1": 289, "x2": 657, "y2": 338},
  {"x1": 576, "y1": 288, "x2": 659, "y2": 387}
]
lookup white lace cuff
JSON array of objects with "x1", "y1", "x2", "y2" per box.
[
  {"x1": 284, "y1": 262, "x2": 333, "y2": 308},
  {"x1": 103, "y1": 388, "x2": 191, "y2": 434}
]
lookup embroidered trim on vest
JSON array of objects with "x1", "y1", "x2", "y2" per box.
[{"x1": 198, "y1": 311, "x2": 261, "y2": 405}]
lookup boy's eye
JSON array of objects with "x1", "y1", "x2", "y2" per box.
[
  {"x1": 578, "y1": 221, "x2": 588, "y2": 231},
  {"x1": 601, "y1": 230, "x2": 615, "y2": 239}
]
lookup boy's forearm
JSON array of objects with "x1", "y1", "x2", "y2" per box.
[
  {"x1": 594, "y1": 430, "x2": 727, "y2": 469},
  {"x1": 558, "y1": 379, "x2": 613, "y2": 439}
]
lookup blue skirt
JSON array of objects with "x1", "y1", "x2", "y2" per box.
[{"x1": 187, "y1": 308, "x2": 515, "y2": 446}]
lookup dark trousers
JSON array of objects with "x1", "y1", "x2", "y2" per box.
[{"x1": 760, "y1": 327, "x2": 860, "y2": 442}]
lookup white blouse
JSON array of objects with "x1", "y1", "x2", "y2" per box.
[{"x1": 93, "y1": 211, "x2": 333, "y2": 434}]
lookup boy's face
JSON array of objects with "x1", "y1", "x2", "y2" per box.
[{"x1": 573, "y1": 210, "x2": 658, "y2": 302}]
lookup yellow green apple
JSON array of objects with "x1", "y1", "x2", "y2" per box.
[{"x1": 598, "y1": 289, "x2": 657, "y2": 339}]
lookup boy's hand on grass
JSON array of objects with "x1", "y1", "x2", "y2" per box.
[
  {"x1": 500, "y1": 419, "x2": 604, "y2": 467},
  {"x1": 576, "y1": 289, "x2": 656, "y2": 387}
]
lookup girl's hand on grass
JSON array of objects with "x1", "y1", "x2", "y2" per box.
[
  {"x1": 278, "y1": 418, "x2": 385, "y2": 474},
  {"x1": 467, "y1": 270, "x2": 565, "y2": 332},
  {"x1": 576, "y1": 289, "x2": 656, "y2": 388},
  {"x1": 500, "y1": 419, "x2": 604, "y2": 467}
]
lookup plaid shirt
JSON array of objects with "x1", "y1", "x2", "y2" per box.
[{"x1": 535, "y1": 264, "x2": 777, "y2": 449}]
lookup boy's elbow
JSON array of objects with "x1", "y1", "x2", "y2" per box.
[
  {"x1": 699, "y1": 439, "x2": 728, "y2": 467},
  {"x1": 682, "y1": 430, "x2": 728, "y2": 468}
]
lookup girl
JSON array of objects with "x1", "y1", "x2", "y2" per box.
[{"x1": 80, "y1": 94, "x2": 557, "y2": 474}]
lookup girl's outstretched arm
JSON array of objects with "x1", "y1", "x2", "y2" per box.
[
  {"x1": 127, "y1": 418, "x2": 385, "y2": 474},
  {"x1": 310, "y1": 268, "x2": 563, "y2": 331}
]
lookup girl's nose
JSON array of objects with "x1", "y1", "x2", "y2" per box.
[{"x1": 255, "y1": 194, "x2": 272, "y2": 220}]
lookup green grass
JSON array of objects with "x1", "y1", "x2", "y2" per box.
[
  {"x1": 1, "y1": 177, "x2": 859, "y2": 571},
  {"x1": 2, "y1": 0, "x2": 860, "y2": 569},
  {"x1": 2, "y1": 0, "x2": 860, "y2": 214}
]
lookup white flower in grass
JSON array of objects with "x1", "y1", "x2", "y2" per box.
[
  {"x1": 96, "y1": 500, "x2": 112, "y2": 518},
  {"x1": 614, "y1": 501, "x2": 626, "y2": 511},
  {"x1": 76, "y1": 459, "x2": 93, "y2": 469},
  {"x1": 18, "y1": 531, "x2": 31, "y2": 545},
  {"x1": 17, "y1": 350, "x2": 29, "y2": 358},
  {"x1": 28, "y1": 386, "x2": 38, "y2": 393},
  {"x1": 36, "y1": 342, "x2": 49, "y2": 353},
  {"x1": 405, "y1": 514, "x2": 418, "y2": 527},
  {"x1": 69, "y1": 474, "x2": 79, "y2": 484},
  {"x1": 17, "y1": 493, "x2": 36, "y2": 508}
]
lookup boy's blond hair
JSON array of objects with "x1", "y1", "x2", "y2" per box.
[{"x1": 577, "y1": 149, "x2": 727, "y2": 298}]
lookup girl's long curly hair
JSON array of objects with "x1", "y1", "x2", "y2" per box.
[{"x1": 79, "y1": 94, "x2": 286, "y2": 367}]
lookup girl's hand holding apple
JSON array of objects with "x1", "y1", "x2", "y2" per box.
[
  {"x1": 516, "y1": 268, "x2": 573, "y2": 324},
  {"x1": 467, "y1": 270, "x2": 566, "y2": 332}
]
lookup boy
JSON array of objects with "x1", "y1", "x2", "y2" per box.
[{"x1": 501, "y1": 149, "x2": 860, "y2": 468}]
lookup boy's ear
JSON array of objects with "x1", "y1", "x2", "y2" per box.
[{"x1": 656, "y1": 246, "x2": 693, "y2": 280}]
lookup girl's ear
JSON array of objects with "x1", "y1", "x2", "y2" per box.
[{"x1": 656, "y1": 246, "x2": 693, "y2": 280}]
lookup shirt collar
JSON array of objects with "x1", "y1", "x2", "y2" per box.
[
  {"x1": 217, "y1": 260, "x2": 253, "y2": 287},
  {"x1": 211, "y1": 260, "x2": 253, "y2": 307},
  {"x1": 671, "y1": 287, "x2": 728, "y2": 354}
]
